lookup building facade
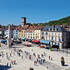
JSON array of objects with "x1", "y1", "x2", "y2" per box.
[
  {"x1": 4, "y1": 30, "x2": 13, "y2": 39},
  {"x1": 24, "y1": 26, "x2": 42, "y2": 40},
  {"x1": 41, "y1": 26, "x2": 69, "y2": 49},
  {"x1": 34, "y1": 30, "x2": 41, "y2": 40},
  {"x1": 13, "y1": 30, "x2": 18, "y2": 40}
]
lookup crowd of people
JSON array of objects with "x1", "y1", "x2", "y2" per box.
[{"x1": 0, "y1": 47, "x2": 66, "y2": 70}]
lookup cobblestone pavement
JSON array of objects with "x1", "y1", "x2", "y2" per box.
[
  {"x1": 42, "y1": 61, "x2": 62, "y2": 70},
  {"x1": 66, "y1": 67, "x2": 70, "y2": 70}
]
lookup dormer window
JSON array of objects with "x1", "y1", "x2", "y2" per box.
[
  {"x1": 46, "y1": 32, "x2": 48, "y2": 35},
  {"x1": 42, "y1": 32, "x2": 44, "y2": 35}
]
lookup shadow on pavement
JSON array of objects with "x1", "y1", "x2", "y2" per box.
[
  {"x1": 64, "y1": 64, "x2": 68, "y2": 66},
  {"x1": 0, "y1": 65, "x2": 11, "y2": 70}
]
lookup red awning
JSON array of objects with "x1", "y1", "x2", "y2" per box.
[{"x1": 32, "y1": 40, "x2": 40, "y2": 43}]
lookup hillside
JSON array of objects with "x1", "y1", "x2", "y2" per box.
[
  {"x1": 32, "y1": 16, "x2": 70, "y2": 26},
  {"x1": 46, "y1": 16, "x2": 70, "y2": 25}
]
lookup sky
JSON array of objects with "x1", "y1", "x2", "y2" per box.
[{"x1": 0, "y1": 0, "x2": 70, "y2": 25}]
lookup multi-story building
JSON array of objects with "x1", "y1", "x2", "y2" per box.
[
  {"x1": 0, "y1": 28, "x2": 4, "y2": 38},
  {"x1": 25, "y1": 31, "x2": 34, "y2": 39},
  {"x1": 64, "y1": 26, "x2": 70, "y2": 48},
  {"x1": 24, "y1": 25, "x2": 42, "y2": 40},
  {"x1": 13, "y1": 30, "x2": 18, "y2": 40},
  {"x1": 18, "y1": 24, "x2": 29, "y2": 39},
  {"x1": 4, "y1": 25, "x2": 19, "y2": 40},
  {"x1": 18, "y1": 30, "x2": 26, "y2": 39},
  {"x1": 34, "y1": 30, "x2": 41, "y2": 40},
  {"x1": 4, "y1": 30, "x2": 13, "y2": 38},
  {"x1": 41, "y1": 26, "x2": 70, "y2": 49}
]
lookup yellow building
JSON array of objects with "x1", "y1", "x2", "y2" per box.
[
  {"x1": 18, "y1": 25, "x2": 43, "y2": 40},
  {"x1": 18, "y1": 30, "x2": 25, "y2": 39}
]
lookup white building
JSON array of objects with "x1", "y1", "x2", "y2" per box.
[
  {"x1": 13, "y1": 30, "x2": 18, "y2": 40},
  {"x1": 25, "y1": 30, "x2": 34, "y2": 39},
  {"x1": 4, "y1": 29, "x2": 18, "y2": 40},
  {"x1": 34, "y1": 30, "x2": 41, "y2": 40},
  {"x1": 4, "y1": 30, "x2": 13, "y2": 38},
  {"x1": 41, "y1": 26, "x2": 69, "y2": 49}
]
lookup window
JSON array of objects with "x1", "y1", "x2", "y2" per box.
[
  {"x1": 46, "y1": 32, "x2": 48, "y2": 35},
  {"x1": 42, "y1": 32, "x2": 44, "y2": 35},
  {"x1": 41, "y1": 36, "x2": 44, "y2": 39},
  {"x1": 53, "y1": 28, "x2": 55, "y2": 31},
  {"x1": 50, "y1": 28, "x2": 52, "y2": 31},
  {"x1": 57, "y1": 28, "x2": 58, "y2": 31},
  {"x1": 52, "y1": 36, "x2": 53, "y2": 40},
  {"x1": 47, "y1": 29, "x2": 48, "y2": 31}
]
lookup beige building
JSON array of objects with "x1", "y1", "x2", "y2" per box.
[
  {"x1": 18, "y1": 30, "x2": 25, "y2": 39},
  {"x1": 18, "y1": 25, "x2": 43, "y2": 40},
  {"x1": 25, "y1": 30, "x2": 34, "y2": 39},
  {"x1": 25, "y1": 30, "x2": 41, "y2": 40},
  {"x1": 34, "y1": 30, "x2": 41, "y2": 40},
  {"x1": 24, "y1": 26, "x2": 42, "y2": 40}
]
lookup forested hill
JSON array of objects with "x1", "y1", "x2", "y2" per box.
[
  {"x1": 32, "y1": 16, "x2": 70, "y2": 26},
  {"x1": 46, "y1": 16, "x2": 70, "y2": 25}
]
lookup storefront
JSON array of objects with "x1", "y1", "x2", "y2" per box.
[
  {"x1": 32, "y1": 40, "x2": 40, "y2": 44},
  {"x1": 27, "y1": 39, "x2": 32, "y2": 42},
  {"x1": 21, "y1": 37, "x2": 25, "y2": 41},
  {"x1": 40, "y1": 40, "x2": 50, "y2": 45}
]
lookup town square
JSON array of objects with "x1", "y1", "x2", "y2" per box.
[{"x1": 0, "y1": 0, "x2": 70, "y2": 70}]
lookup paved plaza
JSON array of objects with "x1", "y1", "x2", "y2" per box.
[{"x1": 0, "y1": 43, "x2": 70, "y2": 70}]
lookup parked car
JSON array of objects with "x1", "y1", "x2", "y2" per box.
[
  {"x1": 45, "y1": 47, "x2": 49, "y2": 49},
  {"x1": 40, "y1": 45, "x2": 45, "y2": 48}
]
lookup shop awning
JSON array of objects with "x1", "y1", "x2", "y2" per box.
[
  {"x1": 27, "y1": 39, "x2": 32, "y2": 42},
  {"x1": 21, "y1": 37, "x2": 25, "y2": 40},
  {"x1": 32, "y1": 40, "x2": 40, "y2": 43},
  {"x1": 40, "y1": 40, "x2": 50, "y2": 44}
]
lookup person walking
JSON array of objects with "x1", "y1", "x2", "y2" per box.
[
  {"x1": 61, "y1": 56, "x2": 65, "y2": 66},
  {"x1": 34, "y1": 61, "x2": 37, "y2": 65},
  {"x1": 49, "y1": 56, "x2": 50, "y2": 60}
]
